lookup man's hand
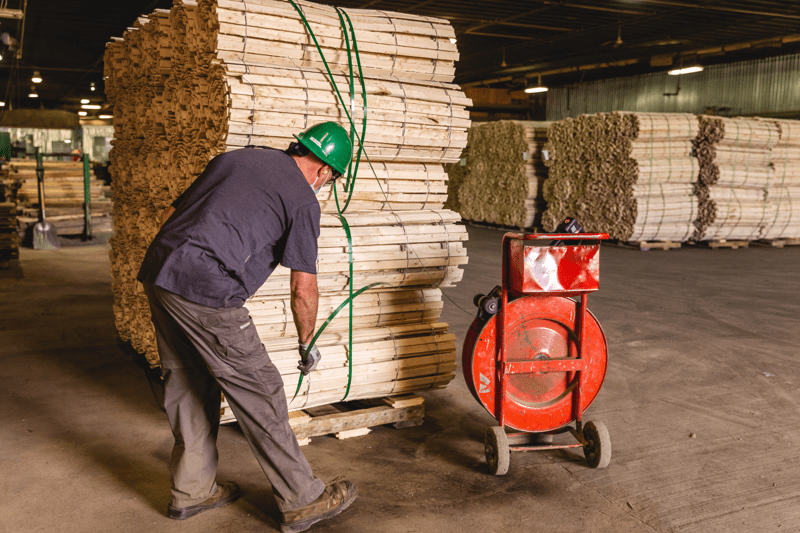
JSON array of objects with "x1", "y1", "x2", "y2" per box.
[{"x1": 297, "y1": 344, "x2": 321, "y2": 375}]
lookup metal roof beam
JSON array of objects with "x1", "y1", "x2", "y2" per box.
[{"x1": 632, "y1": 0, "x2": 800, "y2": 20}]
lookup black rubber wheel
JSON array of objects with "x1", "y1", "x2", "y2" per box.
[
  {"x1": 485, "y1": 426, "x2": 510, "y2": 475},
  {"x1": 583, "y1": 421, "x2": 611, "y2": 469}
]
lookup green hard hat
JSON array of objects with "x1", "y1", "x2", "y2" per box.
[{"x1": 293, "y1": 122, "x2": 353, "y2": 175}]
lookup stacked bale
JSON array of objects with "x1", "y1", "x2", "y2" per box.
[
  {"x1": 761, "y1": 119, "x2": 800, "y2": 240},
  {"x1": 0, "y1": 202, "x2": 18, "y2": 261},
  {"x1": 542, "y1": 112, "x2": 698, "y2": 241},
  {"x1": 693, "y1": 116, "x2": 780, "y2": 241},
  {"x1": 104, "y1": 0, "x2": 469, "y2": 409},
  {"x1": 447, "y1": 121, "x2": 549, "y2": 228},
  {"x1": 11, "y1": 159, "x2": 111, "y2": 210}
]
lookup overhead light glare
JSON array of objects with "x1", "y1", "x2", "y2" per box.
[
  {"x1": 81, "y1": 98, "x2": 90, "y2": 104},
  {"x1": 0, "y1": 101, "x2": 5, "y2": 107},
  {"x1": 99, "y1": 115, "x2": 113, "y2": 119},
  {"x1": 668, "y1": 66, "x2": 703, "y2": 75},
  {"x1": 32, "y1": 71, "x2": 42, "y2": 83},
  {"x1": 90, "y1": 82, "x2": 96, "y2": 91},
  {"x1": 450, "y1": 38, "x2": 457, "y2": 44},
  {"x1": 82, "y1": 104, "x2": 102, "y2": 110},
  {"x1": 64, "y1": 139, "x2": 71, "y2": 144},
  {"x1": 524, "y1": 86, "x2": 549, "y2": 94},
  {"x1": 78, "y1": 111, "x2": 88, "y2": 116}
]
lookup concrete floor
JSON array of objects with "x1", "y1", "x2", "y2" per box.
[{"x1": 2, "y1": 227, "x2": 799, "y2": 533}]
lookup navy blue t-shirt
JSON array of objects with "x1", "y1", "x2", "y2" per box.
[{"x1": 137, "y1": 147, "x2": 320, "y2": 308}]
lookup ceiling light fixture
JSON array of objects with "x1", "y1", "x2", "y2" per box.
[
  {"x1": 81, "y1": 98, "x2": 90, "y2": 104},
  {"x1": 99, "y1": 115, "x2": 113, "y2": 119},
  {"x1": 0, "y1": 101, "x2": 5, "y2": 107},
  {"x1": 32, "y1": 71, "x2": 42, "y2": 83},
  {"x1": 450, "y1": 38, "x2": 456, "y2": 44},
  {"x1": 78, "y1": 111, "x2": 88, "y2": 116},
  {"x1": 90, "y1": 82, "x2": 96, "y2": 91},
  {"x1": 81, "y1": 104, "x2": 102, "y2": 110},
  {"x1": 668, "y1": 66, "x2": 703, "y2": 75},
  {"x1": 28, "y1": 86, "x2": 38, "y2": 98},
  {"x1": 525, "y1": 74, "x2": 548, "y2": 94},
  {"x1": 64, "y1": 139, "x2": 71, "y2": 144}
]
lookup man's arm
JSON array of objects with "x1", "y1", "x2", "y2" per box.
[{"x1": 290, "y1": 269, "x2": 319, "y2": 344}]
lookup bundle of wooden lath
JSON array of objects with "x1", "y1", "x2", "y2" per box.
[
  {"x1": 446, "y1": 121, "x2": 550, "y2": 228},
  {"x1": 11, "y1": 159, "x2": 111, "y2": 210},
  {"x1": 542, "y1": 112, "x2": 699, "y2": 242},
  {"x1": 694, "y1": 116, "x2": 800, "y2": 241},
  {"x1": 0, "y1": 202, "x2": 18, "y2": 261},
  {"x1": 104, "y1": 0, "x2": 470, "y2": 409}
]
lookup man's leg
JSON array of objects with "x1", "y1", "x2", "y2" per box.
[
  {"x1": 148, "y1": 284, "x2": 325, "y2": 511},
  {"x1": 144, "y1": 283, "x2": 223, "y2": 507}
]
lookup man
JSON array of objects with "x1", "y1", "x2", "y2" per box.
[{"x1": 137, "y1": 122, "x2": 357, "y2": 533}]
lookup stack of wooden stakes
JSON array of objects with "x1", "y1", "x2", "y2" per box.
[
  {"x1": 759, "y1": 119, "x2": 800, "y2": 244},
  {"x1": 104, "y1": 0, "x2": 470, "y2": 417},
  {"x1": 0, "y1": 202, "x2": 18, "y2": 264},
  {"x1": 446, "y1": 121, "x2": 550, "y2": 229},
  {"x1": 693, "y1": 116, "x2": 781, "y2": 244},
  {"x1": 11, "y1": 159, "x2": 112, "y2": 210},
  {"x1": 542, "y1": 112, "x2": 698, "y2": 246}
]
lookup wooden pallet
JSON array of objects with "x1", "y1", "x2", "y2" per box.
[
  {"x1": 221, "y1": 393, "x2": 425, "y2": 445},
  {"x1": 464, "y1": 219, "x2": 534, "y2": 233},
  {"x1": 618, "y1": 240, "x2": 682, "y2": 251},
  {"x1": 753, "y1": 238, "x2": 800, "y2": 248},
  {"x1": 706, "y1": 239, "x2": 749, "y2": 250}
]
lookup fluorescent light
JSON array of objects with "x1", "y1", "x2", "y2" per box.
[
  {"x1": 32, "y1": 71, "x2": 42, "y2": 83},
  {"x1": 99, "y1": 115, "x2": 113, "y2": 119},
  {"x1": 80, "y1": 98, "x2": 90, "y2": 104},
  {"x1": 524, "y1": 86, "x2": 549, "y2": 94},
  {"x1": 668, "y1": 66, "x2": 703, "y2": 75},
  {"x1": 78, "y1": 111, "x2": 88, "y2": 116},
  {"x1": 82, "y1": 104, "x2": 101, "y2": 110}
]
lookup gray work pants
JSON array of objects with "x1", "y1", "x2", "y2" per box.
[{"x1": 142, "y1": 282, "x2": 325, "y2": 511}]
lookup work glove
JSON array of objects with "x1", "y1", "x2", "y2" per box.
[{"x1": 297, "y1": 343, "x2": 321, "y2": 376}]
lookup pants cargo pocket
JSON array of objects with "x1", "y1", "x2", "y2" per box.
[{"x1": 199, "y1": 307, "x2": 268, "y2": 373}]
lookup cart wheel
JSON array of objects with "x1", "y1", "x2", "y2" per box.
[
  {"x1": 583, "y1": 421, "x2": 611, "y2": 469},
  {"x1": 485, "y1": 426, "x2": 510, "y2": 475}
]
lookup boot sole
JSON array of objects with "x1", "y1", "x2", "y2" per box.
[
  {"x1": 167, "y1": 484, "x2": 241, "y2": 520},
  {"x1": 279, "y1": 483, "x2": 358, "y2": 533}
]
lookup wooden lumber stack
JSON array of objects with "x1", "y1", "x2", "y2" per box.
[
  {"x1": 446, "y1": 121, "x2": 550, "y2": 228},
  {"x1": 761, "y1": 119, "x2": 800, "y2": 240},
  {"x1": 104, "y1": 0, "x2": 469, "y2": 411},
  {"x1": 693, "y1": 116, "x2": 780, "y2": 241},
  {"x1": 0, "y1": 202, "x2": 18, "y2": 261},
  {"x1": 542, "y1": 112, "x2": 698, "y2": 242},
  {"x1": 10, "y1": 159, "x2": 112, "y2": 211}
]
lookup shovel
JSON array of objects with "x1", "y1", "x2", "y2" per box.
[{"x1": 33, "y1": 148, "x2": 60, "y2": 250}]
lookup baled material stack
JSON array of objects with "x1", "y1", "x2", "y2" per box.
[
  {"x1": 761, "y1": 119, "x2": 800, "y2": 240},
  {"x1": 447, "y1": 121, "x2": 550, "y2": 228},
  {"x1": 693, "y1": 116, "x2": 780, "y2": 241},
  {"x1": 104, "y1": 0, "x2": 469, "y2": 411},
  {"x1": 542, "y1": 112, "x2": 698, "y2": 242},
  {"x1": 11, "y1": 159, "x2": 112, "y2": 210},
  {"x1": 0, "y1": 202, "x2": 18, "y2": 261}
]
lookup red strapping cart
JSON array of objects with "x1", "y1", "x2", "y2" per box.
[{"x1": 463, "y1": 231, "x2": 611, "y2": 475}]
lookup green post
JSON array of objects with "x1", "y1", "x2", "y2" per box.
[{"x1": 83, "y1": 154, "x2": 92, "y2": 240}]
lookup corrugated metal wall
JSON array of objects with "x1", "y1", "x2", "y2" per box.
[{"x1": 547, "y1": 53, "x2": 800, "y2": 121}]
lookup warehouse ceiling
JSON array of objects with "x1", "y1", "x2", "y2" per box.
[{"x1": 0, "y1": 0, "x2": 799, "y2": 113}]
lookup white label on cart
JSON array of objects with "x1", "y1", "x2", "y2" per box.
[{"x1": 479, "y1": 372, "x2": 490, "y2": 393}]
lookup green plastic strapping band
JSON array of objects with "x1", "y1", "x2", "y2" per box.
[{"x1": 292, "y1": 282, "x2": 389, "y2": 402}]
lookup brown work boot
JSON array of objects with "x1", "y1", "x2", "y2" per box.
[
  {"x1": 279, "y1": 479, "x2": 357, "y2": 533},
  {"x1": 167, "y1": 481, "x2": 241, "y2": 520}
]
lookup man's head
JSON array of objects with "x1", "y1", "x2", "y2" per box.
[{"x1": 288, "y1": 122, "x2": 353, "y2": 193}]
